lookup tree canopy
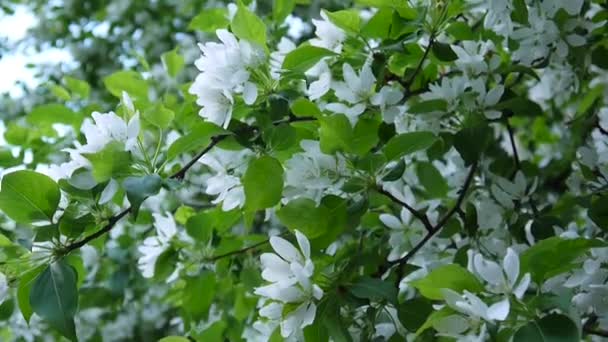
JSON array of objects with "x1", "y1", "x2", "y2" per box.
[{"x1": 0, "y1": 0, "x2": 608, "y2": 341}]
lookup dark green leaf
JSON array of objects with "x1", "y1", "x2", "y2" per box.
[
  {"x1": 350, "y1": 277, "x2": 397, "y2": 304},
  {"x1": 123, "y1": 174, "x2": 162, "y2": 217},
  {"x1": 513, "y1": 314, "x2": 579, "y2": 342},
  {"x1": 183, "y1": 272, "x2": 216, "y2": 321},
  {"x1": 30, "y1": 261, "x2": 78, "y2": 341},
  {"x1": 416, "y1": 162, "x2": 449, "y2": 198}
]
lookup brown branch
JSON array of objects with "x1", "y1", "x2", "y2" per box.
[
  {"x1": 583, "y1": 314, "x2": 608, "y2": 338},
  {"x1": 170, "y1": 135, "x2": 229, "y2": 180},
  {"x1": 505, "y1": 119, "x2": 520, "y2": 178},
  {"x1": 388, "y1": 161, "x2": 478, "y2": 266},
  {"x1": 204, "y1": 238, "x2": 270, "y2": 262},
  {"x1": 376, "y1": 187, "x2": 434, "y2": 232}
]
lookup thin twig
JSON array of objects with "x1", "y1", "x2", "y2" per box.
[
  {"x1": 505, "y1": 119, "x2": 520, "y2": 178},
  {"x1": 63, "y1": 135, "x2": 228, "y2": 254},
  {"x1": 204, "y1": 238, "x2": 270, "y2": 262},
  {"x1": 388, "y1": 161, "x2": 478, "y2": 266},
  {"x1": 583, "y1": 314, "x2": 608, "y2": 338},
  {"x1": 376, "y1": 187, "x2": 434, "y2": 232},
  {"x1": 403, "y1": 33, "x2": 435, "y2": 93}
]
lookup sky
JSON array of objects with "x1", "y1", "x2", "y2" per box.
[{"x1": 0, "y1": 6, "x2": 72, "y2": 97}]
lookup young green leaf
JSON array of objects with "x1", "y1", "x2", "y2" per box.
[
  {"x1": 231, "y1": 3, "x2": 267, "y2": 49},
  {"x1": 383, "y1": 131, "x2": 437, "y2": 161},
  {"x1": 161, "y1": 48, "x2": 185, "y2": 77},
  {"x1": 188, "y1": 8, "x2": 229, "y2": 32},
  {"x1": 243, "y1": 156, "x2": 284, "y2": 210},
  {"x1": 282, "y1": 45, "x2": 337, "y2": 73},
  {"x1": 409, "y1": 264, "x2": 484, "y2": 300}
]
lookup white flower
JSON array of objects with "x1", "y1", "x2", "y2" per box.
[
  {"x1": 452, "y1": 41, "x2": 498, "y2": 75},
  {"x1": 137, "y1": 213, "x2": 177, "y2": 278},
  {"x1": 306, "y1": 61, "x2": 332, "y2": 100},
  {"x1": 200, "y1": 148, "x2": 253, "y2": 211},
  {"x1": 380, "y1": 208, "x2": 422, "y2": 262},
  {"x1": 270, "y1": 38, "x2": 296, "y2": 80},
  {"x1": 483, "y1": 0, "x2": 514, "y2": 37},
  {"x1": 78, "y1": 111, "x2": 140, "y2": 154},
  {"x1": 331, "y1": 63, "x2": 376, "y2": 104},
  {"x1": 189, "y1": 29, "x2": 263, "y2": 128},
  {"x1": 371, "y1": 85, "x2": 404, "y2": 123},
  {"x1": 254, "y1": 231, "x2": 323, "y2": 338},
  {"x1": 421, "y1": 76, "x2": 469, "y2": 112},
  {"x1": 467, "y1": 79, "x2": 504, "y2": 119},
  {"x1": 441, "y1": 289, "x2": 510, "y2": 322},
  {"x1": 468, "y1": 248, "x2": 531, "y2": 299},
  {"x1": 310, "y1": 11, "x2": 346, "y2": 53},
  {"x1": 0, "y1": 273, "x2": 8, "y2": 305},
  {"x1": 284, "y1": 140, "x2": 347, "y2": 203}
]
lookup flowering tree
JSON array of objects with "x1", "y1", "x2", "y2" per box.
[{"x1": 0, "y1": 0, "x2": 608, "y2": 340}]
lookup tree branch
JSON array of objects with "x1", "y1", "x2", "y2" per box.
[
  {"x1": 63, "y1": 135, "x2": 228, "y2": 254},
  {"x1": 204, "y1": 238, "x2": 270, "y2": 262},
  {"x1": 376, "y1": 186, "x2": 434, "y2": 232},
  {"x1": 403, "y1": 33, "x2": 435, "y2": 93},
  {"x1": 388, "y1": 161, "x2": 478, "y2": 266},
  {"x1": 505, "y1": 119, "x2": 520, "y2": 178}
]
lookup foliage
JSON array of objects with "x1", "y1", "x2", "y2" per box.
[{"x1": 0, "y1": 0, "x2": 607, "y2": 341}]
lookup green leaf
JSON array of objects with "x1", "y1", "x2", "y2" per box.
[
  {"x1": 167, "y1": 122, "x2": 226, "y2": 160},
  {"x1": 513, "y1": 314, "x2": 579, "y2": 342},
  {"x1": 409, "y1": 264, "x2": 484, "y2": 300},
  {"x1": 352, "y1": 118, "x2": 380, "y2": 156},
  {"x1": 415, "y1": 307, "x2": 454, "y2": 335},
  {"x1": 291, "y1": 97, "x2": 323, "y2": 117},
  {"x1": 186, "y1": 212, "x2": 214, "y2": 243},
  {"x1": 27, "y1": 103, "x2": 79, "y2": 128},
  {"x1": 83, "y1": 141, "x2": 132, "y2": 182},
  {"x1": 398, "y1": 297, "x2": 433, "y2": 332},
  {"x1": 183, "y1": 271, "x2": 216, "y2": 321},
  {"x1": 361, "y1": 8, "x2": 393, "y2": 39},
  {"x1": 319, "y1": 114, "x2": 353, "y2": 154},
  {"x1": 273, "y1": 0, "x2": 295, "y2": 23},
  {"x1": 17, "y1": 266, "x2": 45, "y2": 323},
  {"x1": 416, "y1": 162, "x2": 449, "y2": 198},
  {"x1": 268, "y1": 124, "x2": 297, "y2": 151},
  {"x1": 123, "y1": 174, "x2": 162, "y2": 217},
  {"x1": 0, "y1": 170, "x2": 60, "y2": 224},
  {"x1": 29, "y1": 261, "x2": 78, "y2": 341},
  {"x1": 243, "y1": 156, "x2": 284, "y2": 210},
  {"x1": 454, "y1": 121, "x2": 492, "y2": 166},
  {"x1": 161, "y1": 48, "x2": 185, "y2": 77},
  {"x1": 409, "y1": 99, "x2": 448, "y2": 114},
  {"x1": 159, "y1": 337, "x2": 191, "y2": 342},
  {"x1": 143, "y1": 103, "x2": 175, "y2": 129},
  {"x1": 277, "y1": 198, "x2": 330, "y2": 238},
  {"x1": 63, "y1": 76, "x2": 90, "y2": 98},
  {"x1": 323, "y1": 9, "x2": 360, "y2": 33},
  {"x1": 445, "y1": 22, "x2": 475, "y2": 40},
  {"x1": 494, "y1": 96, "x2": 542, "y2": 117},
  {"x1": 231, "y1": 3, "x2": 267, "y2": 48},
  {"x1": 589, "y1": 196, "x2": 608, "y2": 231},
  {"x1": 383, "y1": 131, "x2": 437, "y2": 161},
  {"x1": 432, "y1": 42, "x2": 458, "y2": 62},
  {"x1": 350, "y1": 277, "x2": 397, "y2": 304},
  {"x1": 188, "y1": 8, "x2": 229, "y2": 32},
  {"x1": 520, "y1": 237, "x2": 606, "y2": 284},
  {"x1": 282, "y1": 45, "x2": 337, "y2": 73},
  {"x1": 512, "y1": 0, "x2": 528, "y2": 25},
  {"x1": 592, "y1": 45, "x2": 608, "y2": 69},
  {"x1": 103, "y1": 71, "x2": 148, "y2": 100},
  {"x1": 47, "y1": 83, "x2": 71, "y2": 101}
]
